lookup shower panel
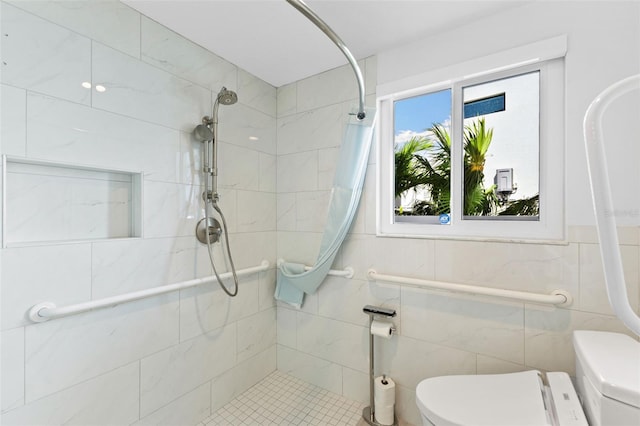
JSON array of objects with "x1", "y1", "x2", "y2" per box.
[{"x1": 193, "y1": 87, "x2": 240, "y2": 297}]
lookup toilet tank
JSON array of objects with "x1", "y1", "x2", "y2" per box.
[{"x1": 573, "y1": 331, "x2": 640, "y2": 426}]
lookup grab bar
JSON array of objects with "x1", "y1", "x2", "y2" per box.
[
  {"x1": 286, "y1": 0, "x2": 366, "y2": 120},
  {"x1": 28, "y1": 260, "x2": 271, "y2": 323},
  {"x1": 277, "y1": 258, "x2": 354, "y2": 279},
  {"x1": 367, "y1": 269, "x2": 572, "y2": 307}
]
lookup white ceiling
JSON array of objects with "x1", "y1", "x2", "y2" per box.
[{"x1": 124, "y1": 0, "x2": 531, "y2": 88}]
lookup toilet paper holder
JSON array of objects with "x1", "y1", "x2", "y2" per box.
[{"x1": 362, "y1": 305, "x2": 397, "y2": 426}]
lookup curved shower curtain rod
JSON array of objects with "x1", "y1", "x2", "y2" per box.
[
  {"x1": 286, "y1": 0, "x2": 366, "y2": 120},
  {"x1": 584, "y1": 74, "x2": 640, "y2": 336}
]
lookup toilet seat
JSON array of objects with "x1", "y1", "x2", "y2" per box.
[{"x1": 416, "y1": 370, "x2": 586, "y2": 426}]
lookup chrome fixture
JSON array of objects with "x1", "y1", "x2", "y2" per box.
[
  {"x1": 194, "y1": 86, "x2": 240, "y2": 297},
  {"x1": 286, "y1": 0, "x2": 366, "y2": 120}
]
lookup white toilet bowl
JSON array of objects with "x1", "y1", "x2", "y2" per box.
[{"x1": 415, "y1": 331, "x2": 640, "y2": 426}]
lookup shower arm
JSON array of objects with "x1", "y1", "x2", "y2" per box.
[{"x1": 286, "y1": 0, "x2": 366, "y2": 120}]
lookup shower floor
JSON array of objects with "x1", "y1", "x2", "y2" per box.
[{"x1": 201, "y1": 370, "x2": 366, "y2": 426}]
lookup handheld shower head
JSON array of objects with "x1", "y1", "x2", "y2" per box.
[
  {"x1": 217, "y1": 87, "x2": 238, "y2": 106},
  {"x1": 193, "y1": 124, "x2": 213, "y2": 142}
]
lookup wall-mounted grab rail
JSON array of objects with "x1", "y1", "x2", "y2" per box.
[
  {"x1": 28, "y1": 260, "x2": 271, "y2": 323},
  {"x1": 367, "y1": 269, "x2": 572, "y2": 307},
  {"x1": 277, "y1": 259, "x2": 354, "y2": 279},
  {"x1": 285, "y1": 0, "x2": 366, "y2": 120}
]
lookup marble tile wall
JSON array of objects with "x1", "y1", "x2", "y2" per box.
[
  {"x1": 275, "y1": 59, "x2": 640, "y2": 425},
  {"x1": 0, "y1": 1, "x2": 277, "y2": 424}
]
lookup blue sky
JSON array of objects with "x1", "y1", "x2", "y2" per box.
[{"x1": 394, "y1": 89, "x2": 451, "y2": 143}]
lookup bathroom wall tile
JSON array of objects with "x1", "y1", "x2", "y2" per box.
[
  {"x1": 373, "y1": 236, "x2": 436, "y2": 279},
  {"x1": 365, "y1": 56, "x2": 377, "y2": 96},
  {"x1": 277, "y1": 104, "x2": 344, "y2": 155},
  {"x1": 141, "y1": 16, "x2": 237, "y2": 90},
  {"x1": 1, "y1": 244, "x2": 91, "y2": 330},
  {"x1": 277, "y1": 82, "x2": 297, "y2": 118},
  {"x1": 8, "y1": 0, "x2": 141, "y2": 58},
  {"x1": 1, "y1": 3, "x2": 91, "y2": 104},
  {"x1": 434, "y1": 240, "x2": 579, "y2": 296},
  {"x1": 524, "y1": 306, "x2": 633, "y2": 375},
  {"x1": 1, "y1": 362, "x2": 139, "y2": 426},
  {"x1": 276, "y1": 345, "x2": 343, "y2": 395},
  {"x1": 476, "y1": 355, "x2": 528, "y2": 375},
  {"x1": 237, "y1": 308, "x2": 276, "y2": 362},
  {"x1": 1, "y1": 327, "x2": 24, "y2": 412},
  {"x1": 277, "y1": 306, "x2": 297, "y2": 348},
  {"x1": 277, "y1": 193, "x2": 297, "y2": 231},
  {"x1": 568, "y1": 225, "x2": 639, "y2": 245},
  {"x1": 579, "y1": 243, "x2": 639, "y2": 315},
  {"x1": 299, "y1": 289, "x2": 321, "y2": 315},
  {"x1": 318, "y1": 147, "x2": 340, "y2": 190},
  {"x1": 92, "y1": 42, "x2": 210, "y2": 132},
  {"x1": 296, "y1": 62, "x2": 360, "y2": 113},
  {"x1": 217, "y1": 142, "x2": 260, "y2": 191},
  {"x1": 139, "y1": 324, "x2": 236, "y2": 417},
  {"x1": 342, "y1": 367, "x2": 368, "y2": 404},
  {"x1": 380, "y1": 335, "x2": 476, "y2": 391},
  {"x1": 277, "y1": 151, "x2": 318, "y2": 192},
  {"x1": 210, "y1": 346, "x2": 276, "y2": 412},
  {"x1": 259, "y1": 152, "x2": 277, "y2": 192},
  {"x1": 318, "y1": 277, "x2": 401, "y2": 328},
  {"x1": 92, "y1": 237, "x2": 206, "y2": 299},
  {"x1": 296, "y1": 191, "x2": 330, "y2": 232},
  {"x1": 219, "y1": 104, "x2": 277, "y2": 155},
  {"x1": 179, "y1": 273, "x2": 260, "y2": 341},
  {"x1": 237, "y1": 190, "x2": 276, "y2": 232},
  {"x1": 144, "y1": 180, "x2": 203, "y2": 238},
  {"x1": 5, "y1": 168, "x2": 132, "y2": 244},
  {"x1": 229, "y1": 231, "x2": 277, "y2": 270},
  {"x1": 339, "y1": 233, "x2": 436, "y2": 282},
  {"x1": 296, "y1": 312, "x2": 368, "y2": 373},
  {"x1": 26, "y1": 93, "x2": 180, "y2": 183},
  {"x1": 1, "y1": 84, "x2": 26, "y2": 156},
  {"x1": 238, "y1": 69, "x2": 277, "y2": 117},
  {"x1": 401, "y1": 288, "x2": 525, "y2": 364},
  {"x1": 25, "y1": 294, "x2": 178, "y2": 402},
  {"x1": 133, "y1": 383, "x2": 210, "y2": 426},
  {"x1": 258, "y1": 268, "x2": 277, "y2": 310}
]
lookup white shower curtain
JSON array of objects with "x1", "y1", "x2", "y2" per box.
[{"x1": 275, "y1": 108, "x2": 376, "y2": 308}]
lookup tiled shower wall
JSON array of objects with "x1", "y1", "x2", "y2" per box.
[
  {"x1": 275, "y1": 2, "x2": 640, "y2": 425},
  {"x1": 0, "y1": 1, "x2": 277, "y2": 424}
]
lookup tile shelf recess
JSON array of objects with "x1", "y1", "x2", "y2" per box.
[{"x1": 2, "y1": 155, "x2": 143, "y2": 247}]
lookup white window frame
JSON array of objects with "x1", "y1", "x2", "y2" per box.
[{"x1": 376, "y1": 36, "x2": 567, "y2": 243}]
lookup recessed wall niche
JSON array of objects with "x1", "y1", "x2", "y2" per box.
[{"x1": 2, "y1": 156, "x2": 142, "y2": 246}]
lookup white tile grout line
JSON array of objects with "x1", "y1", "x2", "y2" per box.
[{"x1": 204, "y1": 370, "x2": 366, "y2": 426}]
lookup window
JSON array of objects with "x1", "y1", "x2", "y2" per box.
[{"x1": 377, "y1": 38, "x2": 566, "y2": 242}]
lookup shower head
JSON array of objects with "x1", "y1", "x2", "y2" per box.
[
  {"x1": 193, "y1": 124, "x2": 213, "y2": 142},
  {"x1": 216, "y1": 87, "x2": 238, "y2": 106}
]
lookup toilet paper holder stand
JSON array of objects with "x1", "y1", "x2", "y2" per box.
[{"x1": 362, "y1": 305, "x2": 397, "y2": 426}]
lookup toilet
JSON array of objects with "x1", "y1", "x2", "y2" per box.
[{"x1": 416, "y1": 331, "x2": 640, "y2": 426}]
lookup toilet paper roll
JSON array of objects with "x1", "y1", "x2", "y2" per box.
[
  {"x1": 374, "y1": 375, "x2": 396, "y2": 406},
  {"x1": 374, "y1": 402, "x2": 395, "y2": 426},
  {"x1": 370, "y1": 319, "x2": 394, "y2": 339}
]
